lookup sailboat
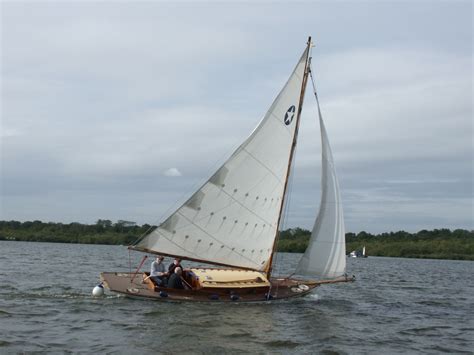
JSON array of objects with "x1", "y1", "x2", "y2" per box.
[
  {"x1": 350, "y1": 246, "x2": 367, "y2": 258},
  {"x1": 100, "y1": 37, "x2": 354, "y2": 302}
]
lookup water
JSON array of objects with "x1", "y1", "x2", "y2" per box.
[{"x1": 0, "y1": 241, "x2": 473, "y2": 354}]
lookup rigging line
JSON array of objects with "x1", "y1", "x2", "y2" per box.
[
  {"x1": 272, "y1": 82, "x2": 302, "y2": 279},
  {"x1": 277, "y1": 138, "x2": 297, "y2": 280},
  {"x1": 268, "y1": 135, "x2": 298, "y2": 297},
  {"x1": 128, "y1": 248, "x2": 132, "y2": 282},
  {"x1": 267, "y1": 44, "x2": 311, "y2": 276},
  {"x1": 309, "y1": 63, "x2": 323, "y2": 118},
  {"x1": 130, "y1": 224, "x2": 157, "y2": 247}
]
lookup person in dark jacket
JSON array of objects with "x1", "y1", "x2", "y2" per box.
[
  {"x1": 167, "y1": 267, "x2": 184, "y2": 289},
  {"x1": 168, "y1": 258, "x2": 183, "y2": 275}
]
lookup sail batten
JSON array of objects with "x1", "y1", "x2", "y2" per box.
[{"x1": 133, "y1": 47, "x2": 310, "y2": 271}]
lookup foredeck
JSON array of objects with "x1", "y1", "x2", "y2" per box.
[{"x1": 190, "y1": 268, "x2": 270, "y2": 289}]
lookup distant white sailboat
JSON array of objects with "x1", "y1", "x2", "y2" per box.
[
  {"x1": 350, "y1": 246, "x2": 367, "y2": 258},
  {"x1": 100, "y1": 36, "x2": 354, "y2": 302}
]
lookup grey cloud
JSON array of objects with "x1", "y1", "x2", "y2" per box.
[{"x1": 1, "y1": 2, "x2": 472, "y2": 233}]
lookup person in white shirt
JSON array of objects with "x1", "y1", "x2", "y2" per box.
[{"x1": 145, "y1": 255, "x2": 167, "y2": 286}]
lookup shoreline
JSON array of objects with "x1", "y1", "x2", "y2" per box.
[{"x1": 1, "y1": 221, "x2": 472, "y2": 261}]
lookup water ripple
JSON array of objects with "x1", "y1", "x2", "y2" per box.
[{"x1": 0, "y1": 242, "x2": 473, "y2": 354}]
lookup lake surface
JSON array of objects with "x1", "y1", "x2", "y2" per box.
[{"x1": 0, "y1": 241, "x2": 473, "y2": 354}]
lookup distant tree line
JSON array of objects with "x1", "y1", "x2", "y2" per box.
[
  {"x1": 278, "y1": 227, "x2": 474, "y2": 260},
  {"x1": 0, "y1": 220, "x2": 472, "y2": 260},
  {"x1": 0, "y1": 220, "x2": 154, "y2": 245}
]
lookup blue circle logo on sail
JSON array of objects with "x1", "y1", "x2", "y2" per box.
[{"x1": 284, "y1": 105, "x2": 296, "y2": 125}]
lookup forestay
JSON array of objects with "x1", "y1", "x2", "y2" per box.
[
  {"x1": 295, "y1": 107, "x2": 346, "y2": 279},
  {"x1": 132, "y1": 48, "x2": 310, "y2": 271}
]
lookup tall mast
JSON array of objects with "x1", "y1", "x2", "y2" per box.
[{"x1": 265, "y1": 36, "x2": 312, "y2": 278}]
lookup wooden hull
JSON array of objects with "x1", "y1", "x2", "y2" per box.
[{"x1": 100, "y1": 271, "x2": 353, "y2": 302}]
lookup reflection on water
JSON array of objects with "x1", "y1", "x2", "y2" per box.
[{"x1": 0, "y1": 241, "x2": 473, "y2": 353}]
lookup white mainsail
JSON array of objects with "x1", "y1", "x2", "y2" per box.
[
  {"x1": 295, "y1": 108, "x2": 346, "y2": 279},
  {"x1": 133, "y1": 47, "x2": 310, "y2": 271}
]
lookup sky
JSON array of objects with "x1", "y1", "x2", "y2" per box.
[{"x1": 1, "y1": 1, "x2": 472, "y2": 233}]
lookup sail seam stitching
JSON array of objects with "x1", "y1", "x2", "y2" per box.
[
  {"x1": 213, "y1": 187, "x2": 277, "y2": 227},
  {"x1": 174, "y1": 211, "x2": 261, "y2": 266},
  {"x1": 241, "y1": 147, "x2": 284, "y2": 185},
  {"x1": 179, "y1": 180, "x2": 279, "y2": 230},
  {"x1": 170, "y1": 211, "x2": 258, "y2": 265},
  {"x1": 153, "y1": 230, "x2": 201, "y2": 258},
  {"x1": 268, "y1": 110, "x2": 293, "y2": 135},
  {"x1": 152, "y1": 225, "x2": 259, "y2": 267}
]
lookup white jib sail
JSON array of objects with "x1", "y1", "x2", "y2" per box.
[
  {"x1": 134, "y1": 48, "x2": 309, "y2": 271},
  {"x1": 295, "y1": 112, "x2": 346, "y2": 279}
]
